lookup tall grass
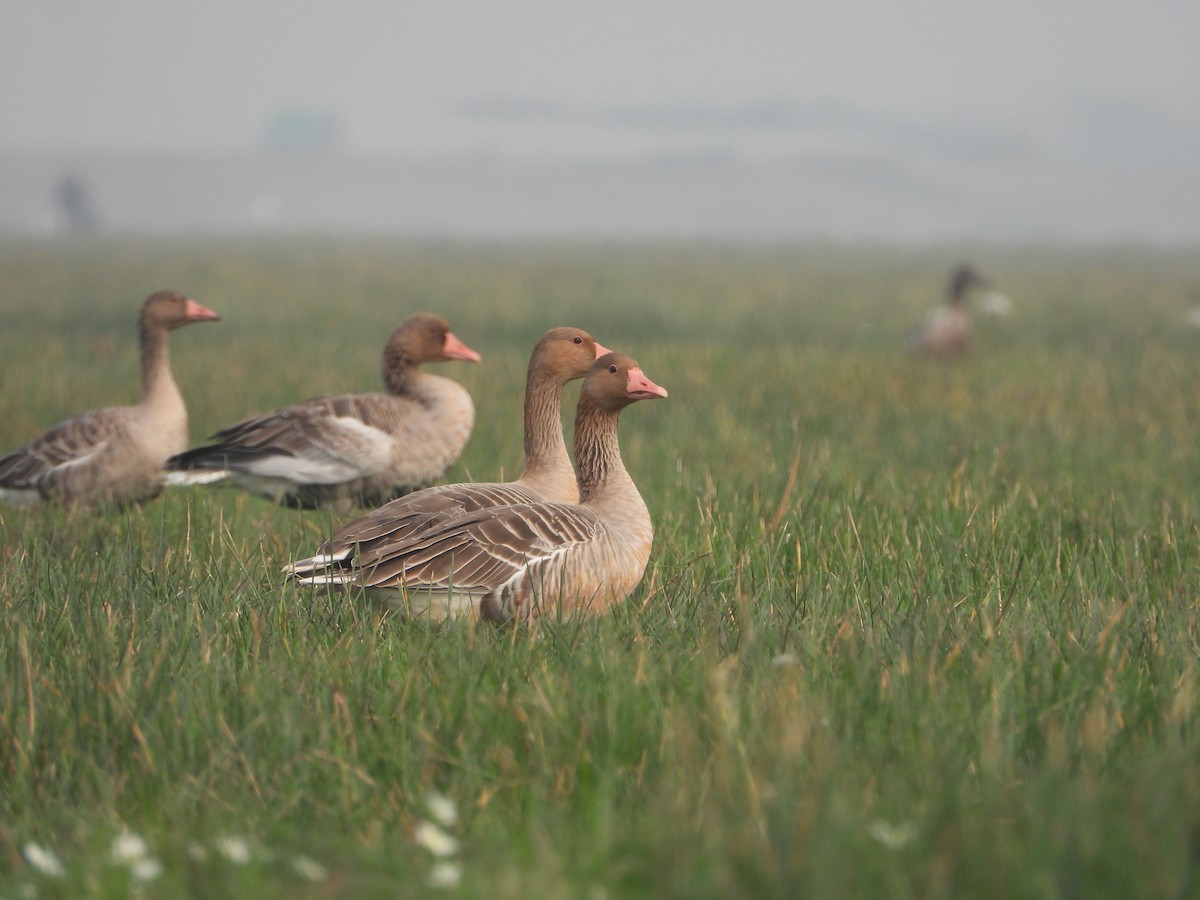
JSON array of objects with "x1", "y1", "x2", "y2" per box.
[{"x1": 1, "y1": 239, "x2": 1199, "y2": 897}]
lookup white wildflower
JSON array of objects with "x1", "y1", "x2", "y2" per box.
[
  {"x1": 427, "y1": 860, "x2": 463, "y2": 889},
  {"x1": 214, "y1": 835, "x2": 253, "y2": 864},
  {"x1": 130, "y1": 856, "x2": 164, "y2": 882},
  {"x1": 22, "y1": 843, "x2": 65, "y2": 878},
  {"x1": 772, "y1": 653, "x2": 799, "y2": 667},
  {"x1": 867, "y1": 819, "x2": 917, "y2": 849},
  {"x1": 425, "y1": 791, "x2": 459, "y2": 828},
  {"x1": 185, "y1": 842, "x2": 208, "y2": 862},
  {"x1": 413, "y1": 821, "x2": 459, "y2": 857},
  {"x1": 291, "y1": 854, "x2": 328, "y2": 882},
  {"x1": 110, "y1": 830, "x2": 150, "y2": 864}
]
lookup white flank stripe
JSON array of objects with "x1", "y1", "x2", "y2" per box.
[
  {"x1": 282, "y1": 548, "x2": 353, "y2": 574},
  {"x1": 294, "y1": 573, "x2": 356, "y2": 586},
  {"x1": 163, "y1": 469, "x2": 229, "y2": 486}
]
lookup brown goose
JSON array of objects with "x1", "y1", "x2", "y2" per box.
[
  {"x1": 286, "y1": 352, "x2": 668, "y2": 622},
  {"x1": 910, "y1": 264, "x2": 987, "y2": 356},
  {"x1": 166, "y1": 313, "x2": 480, "y2": 509},
  {"x1": 0, "y1": 290, "x2": 220, "y2": 507},
  {"x1": 300, "y1": 327, "x2": 611, "y2": 561}
]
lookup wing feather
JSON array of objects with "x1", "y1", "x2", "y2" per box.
[
  {"x1": 0, "y1": 408, "x2": 123, "y2": 488},
  {"x1": 170, "y1": 394, "x2": 399, "y2": 481},
  {"x1": 318, "y1": 482, "x2": 544, "y2": 554},
  {"x1": 352, "y1": 502, "x2": 605, "y2": 593}
]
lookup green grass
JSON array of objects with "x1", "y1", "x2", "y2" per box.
[{"x1": 2, "y1": 238, "x2": 1200, "y2": 897}]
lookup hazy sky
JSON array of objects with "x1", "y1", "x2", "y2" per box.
[{"x1": 3, "y1": 0, "x2": 1198, "y2": 167}]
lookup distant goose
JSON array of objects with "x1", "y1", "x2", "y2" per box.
[
  {"x1": 285, "y1": 352, "x2": 668, "y2": 622},
  {"x1": 304, "y1": 326, "x2": 610, "y2": 560},
  {"x1": 0, "y1": 290, "x2": 220, "y2": 507},
  {"x1": 166, "y1": 313, "x2": 480, "y2": 509},
  {"x1": 910, "y1": 264, "x2": 988, "y2": 356}
]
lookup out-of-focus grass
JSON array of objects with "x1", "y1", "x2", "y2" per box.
[{"x1": 1, "y1": 239, "x2": 1199, "y2": 898}]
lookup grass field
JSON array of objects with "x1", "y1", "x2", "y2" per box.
[{"x1": 1, "y1": 238, "x2": 1199, "y2": 898}]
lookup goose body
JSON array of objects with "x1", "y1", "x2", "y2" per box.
[
  {"x1": 910, "y1": 264, "x2": 987, "y2": 357},
  {"x1": 0, "y1": 290, "x2": 220, "y2": 507},
  {"x1": 166, "y1": 313, "x2": 479, "y2": 509},
  {"x1": 307, "y1": 327, "x2": 610, "y2": 560},
  {"x1": 287, "y1": 352, "x2": 667, "y2": 622}
]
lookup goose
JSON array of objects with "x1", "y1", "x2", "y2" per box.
[
  {"x1": 0, "y1": 290, "x2": 220, "y2": 508},
  {"x1": 166, "y1": 313, "x2": 480, "y2": 509},
  {"x1": 303, "y1": 326, "x2": 611, "y2": 558},
  {"x1": 910, "y1": 264, "x2": 987, "y2": 356},
  {"x1": 286, "y1": 352, "x2": 668, "y2": 622}
]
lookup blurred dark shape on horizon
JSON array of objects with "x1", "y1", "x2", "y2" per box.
[{"x1": 54, "y1": 174, "x2": 99, "y2": 233}]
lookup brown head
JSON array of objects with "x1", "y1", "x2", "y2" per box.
[
  {"x1": 580, "y1": 352, "x2": 668, "y2": 411},
  {"x1": 385, "y1": 313, "x2": 481, "y2": 364},
  {"x1": 140, "y1": 290, "x2": 220, "y2": 331},
  {"x1": 382, "y1": 313, "x2": 480, "y2": 392},
  {"x1": 528, "y1": 327, "x2": 612, "y2": 385}
]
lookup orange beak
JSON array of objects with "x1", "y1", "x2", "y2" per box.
[
  {"x1": 593, "y1": 341, "x2": 613, "y2": 359},
  {"x1": 183, "y1": 298, "x2": 220, "y2": 322},
  {"x1": 442, "y1": 331, "x2": 481, "y2": 363},
  {"x1": 626, "y1": 367, "x2": 668, "y2": 399}
]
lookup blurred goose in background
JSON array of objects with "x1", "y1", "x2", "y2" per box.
[
  {"x1": 285, "y1": 352, "x2": 668, "y2": 622},
  {"x1": 300, "y1": 326, "x2": 610, "y2": 559},
  {"x1": 166, "y1": 312, "x2": 480, "y2": 509},
  {"x1": 910, "y1": 264, "x2": 989, "y2": 356},
  {"x1": 0, "y1": 290, "x2": 220, "y2": 508}
]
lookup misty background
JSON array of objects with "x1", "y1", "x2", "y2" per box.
[{"x1": 2, "y1": 1, "x2": 1198, "y2": 242}]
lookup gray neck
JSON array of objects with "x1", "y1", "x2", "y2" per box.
[
  {"x1": 521, "y1": 371, "x2": 570, "y2": 478},
  {"x1": 573, "y1": 398, "x2": 626, "y2": 503},
  {"x1": 139, "y1": 321, "x2": 179, "y2": 406}
]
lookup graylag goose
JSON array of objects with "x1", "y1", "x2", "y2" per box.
[
  {"x1": 0, "y1": 290, "x2": 220, "y2": 508},
  {"x1": 303, "y1": 326, "x2": 610, "y2": 556},
  {"x1": 166, "y1": 313, "x2": 480, "y2": 509},
  {"x1": 286, "y1": 352, "x2": 668, "y2": 622},
  {"x1": 910, "y1": 264, "x2": 987, "y2": 356}
]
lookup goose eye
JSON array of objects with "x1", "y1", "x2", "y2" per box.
[
  {"x1": 608, "y1": 364, "x2": 618, "y2": 374},
  {"x1": 573, "y1": 336, "x2": 583, "y2": 344}
]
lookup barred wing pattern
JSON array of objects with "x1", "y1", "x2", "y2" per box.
[
  {"x1": 169, "y1": 384, "x2": 474, "y2": 507},
  {"x1": 317, "y1": 482, "x2": 546, "y2": 556},
  {"x1": 193, "y1": 395, "x2": 395, "y2": 476},
  {"x1": 0, "y1": 409, "x2": 118, "y2": 489},
  {"x1": 294, "y1": 502, "x2": 628, "y2": 621},
  {"x1": 0, "y1": 407, "x2": 169, "y2": 506}
]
